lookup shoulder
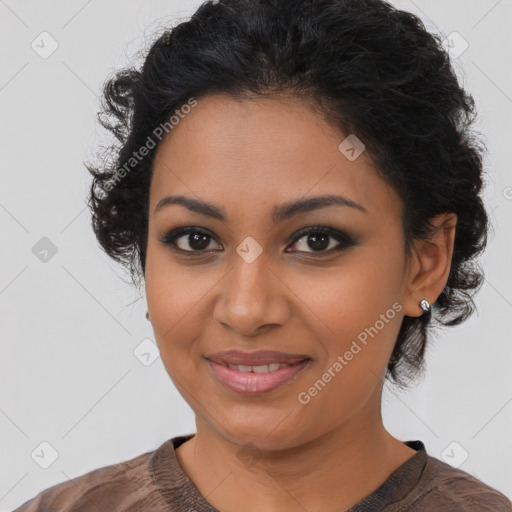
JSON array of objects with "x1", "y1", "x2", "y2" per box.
[
  {"x1": 12, "y1": 447, "x2": 161, "y2": 512},
  {"x1": 406, "y1": 454, "x2": 512, "y2": 511}
]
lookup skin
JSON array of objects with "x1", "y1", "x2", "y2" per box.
[{"x1": 144, "y1": 92, "x2": 457, "y2": 512}]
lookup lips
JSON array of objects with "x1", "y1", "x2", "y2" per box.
[
  {"x1": 205, "y1": 349, "x2": 311, "y2": 366},
  {"x1": 207, "y1": 359, "x2": 311, "y2": 395},
  {"x1": 204, "y1": 349, "x2": 312, "y2": 395}
]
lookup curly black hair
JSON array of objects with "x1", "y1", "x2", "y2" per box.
[{"x1": 86, "y1": 0, "x2": 490, "y2": 389}]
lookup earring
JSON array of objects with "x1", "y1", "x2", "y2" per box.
[
  {"x1": 145, "y1": 311, "x2": 150, "y2": 321},
  {"x1": 420, "y1": 299, "x2": 430, "y2": 313}
]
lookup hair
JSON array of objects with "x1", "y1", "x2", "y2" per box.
[{"x1": 86, "y1": 0, "x2": 490, "y2": 389}]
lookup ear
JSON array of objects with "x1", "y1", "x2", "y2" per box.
[{"x1": 402, "y1": 212, "x2": 458, "y2": 318}]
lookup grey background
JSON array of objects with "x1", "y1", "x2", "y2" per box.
[{"x1": 1, "y1": 0, "x2": 511, "y2": 509}]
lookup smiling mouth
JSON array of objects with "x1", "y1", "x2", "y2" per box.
[{"x1": 205, "y1": 357, "x2": 312, "y2": 395}]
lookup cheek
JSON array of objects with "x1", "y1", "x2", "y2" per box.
[
  {"x1": 291, "y1": 248, "x2": 404, "y2": 340},
  {"x1": 145, "y1": 271, "x2": 209, "y2": 402},
  {"x1": 291, "y1": 249, "x2": 404, "y2": 394},
  {"x1": 144, "y1": 231, "x2": 233, "y2": 413},
  {"x1": 144, "y1": 243, "x2": 218, "y2": 376}
]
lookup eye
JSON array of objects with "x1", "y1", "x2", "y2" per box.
[
  {"x1": 286, "y1": 226, "x2": 356, "y2": 255},
  {"x1": 159, "y1": 227, "x2": 221, "y2": 254},
  {"x1": 159, "y1": 225, "x2": 357, "y2": 256}
]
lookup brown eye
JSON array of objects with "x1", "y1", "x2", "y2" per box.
[
  {"x1": 287, "y1": 227, "x2": 357, "y2": 255},
  {"x1": 159, "y1": 227, "x2": 222, "y2": 253},
  {"x1": 159, "y1": 225, "x2": 357, "y2": 257}
]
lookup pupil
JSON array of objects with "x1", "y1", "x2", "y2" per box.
[
  {"x1": 308, "y1": 233, "x2": 329, "y2": 251},
  {"x1": 190, "y1": 233, "x2": 209, "y2": 250}
]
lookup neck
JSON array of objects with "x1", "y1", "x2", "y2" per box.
[{"x1": 175, "y1": 391, "x2": 416, "y2": 512}]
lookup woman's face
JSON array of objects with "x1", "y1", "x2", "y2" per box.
[{"x1": 145, "y1": 93, "x2": 417, "y2": 450}]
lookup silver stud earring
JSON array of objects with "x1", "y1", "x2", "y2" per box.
[
  {"x1": 145, "y1": 311, "x2": 150, "y2": 321},
  {"x1": 420, "y1": 299, "x2": 430, "y2": 313}
]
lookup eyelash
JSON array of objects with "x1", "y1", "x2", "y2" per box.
[{"x1": 158, "y1": 225, "x2": 357, "y2": 257}]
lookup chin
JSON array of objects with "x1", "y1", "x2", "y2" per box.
[{"x1": 212, "y1": 414, "x2": 308, "y2": 452}]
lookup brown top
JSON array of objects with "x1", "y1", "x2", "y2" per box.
[{"x1": 14, "y1": 434, "x2": 512, "y2": 511}]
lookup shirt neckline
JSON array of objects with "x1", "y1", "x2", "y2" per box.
[{"x1": 149, "y1": 435, "x2": 428, "y2": 512}]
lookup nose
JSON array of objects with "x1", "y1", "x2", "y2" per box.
[{"x1": 212, "y1": 251, "x2": 291, "y2": 337}]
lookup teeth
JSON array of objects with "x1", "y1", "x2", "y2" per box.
[
  {"x1": 227, "y1": 363, "x2": 292, "y2": 373},
  {"x1": 253, "y1": 364, "x2": 270, "y2": 373}
]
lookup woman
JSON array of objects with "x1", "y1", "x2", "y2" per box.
[{"x1": 15, "y1": 0, "x2": 512, "y2": 510}]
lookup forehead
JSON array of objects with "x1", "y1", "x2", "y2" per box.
[{"x1": 150, "y1": 93, "x2": 402, "y2": 221}]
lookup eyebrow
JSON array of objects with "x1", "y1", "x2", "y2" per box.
[{"x1": 154, "y1": 194, "x2": 367, "y2": 223}]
